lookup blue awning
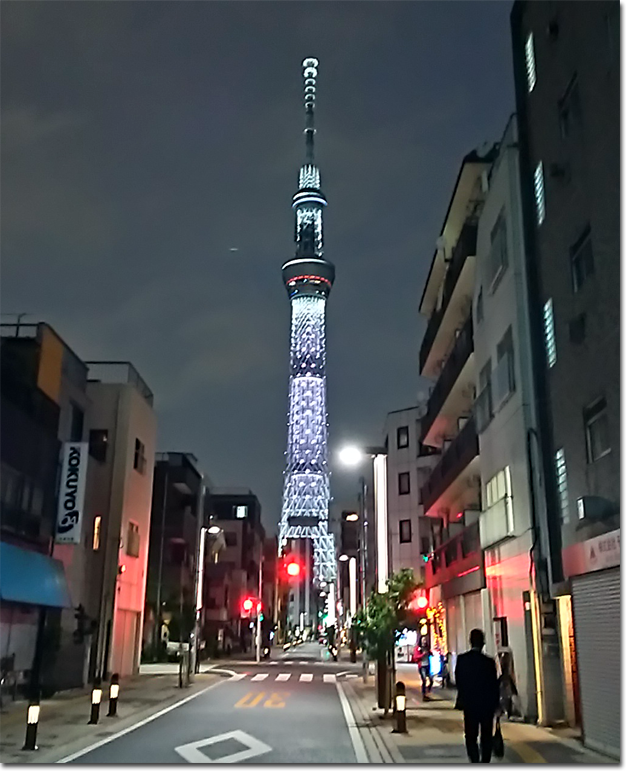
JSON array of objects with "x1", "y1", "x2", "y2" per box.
[{"x1": 0, "y1": 541, "x2": 73, "y2": 608}]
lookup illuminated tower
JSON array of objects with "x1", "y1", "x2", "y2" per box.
[{"x1": 278, "y1": 58, "x2": 336, "y2": 607}]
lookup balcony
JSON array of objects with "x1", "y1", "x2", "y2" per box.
[
  {"x1": 425, "y1": 521, "x2": 484, "y2": 592},
  {"x1": 419, "y1": 221, "x2": 478, "y2": 377},
  {"x1": 420, "y1": 416, "x2": 479, "y2": 513},
  {"x1": 420, "y1": 314, "x2": 474, "y2": 442},
  {"x1": 479, "y1": 496, "x2": 514, "y2": 549}
]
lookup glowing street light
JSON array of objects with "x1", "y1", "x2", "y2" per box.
[
  {"x1": 338, "y1": 446, "x2": 364, "y2": 467},
  {"x1": 344, "y1": 512, "x2": 359, "y2": 522}
]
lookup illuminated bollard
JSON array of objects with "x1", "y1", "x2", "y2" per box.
[
  {"x1": 22, "y1": 700, "x2": 41, "y2": 751},
  {"x1": 88, "y1": 679, "x2": 102, "y2": 725},
  {"x1": 107, "y1": 673, "x2": 119, "y2": 717},
  {"x1": 393, "y1": 681, "x2": 407, "y2": 734}
]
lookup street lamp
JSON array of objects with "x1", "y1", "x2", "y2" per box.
[
  {"x1": 192, "y1": 522, "x2": 224, "y2": 675},
  {"x1": 338, "y1": 445, "x2": 389, "y2": 594}
]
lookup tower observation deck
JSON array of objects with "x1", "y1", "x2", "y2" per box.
[{"x1": 278, "y1": 58, "x2": 336, "y2": 604}]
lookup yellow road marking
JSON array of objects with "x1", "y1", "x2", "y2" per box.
[
  {"x1": 234, "y1": 691, "x2": 266, "y2": 708},
  {"x1": 510, "y1": 741, "x2": 547, "y2": 763},
  {"x1": 263, "y1": 692, "x2": 288, "y2": 708}
]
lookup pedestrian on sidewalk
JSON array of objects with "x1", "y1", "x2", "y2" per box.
[
  {"x1": 454, "y1": 629, "x2": 500, "y2": 763},
  {"x1": 413, "y1": 638, "x2": 433, "y2": 700}
]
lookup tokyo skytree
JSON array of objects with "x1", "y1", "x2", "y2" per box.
[{"x1": 278, "y1": 58, "x2": 336, "y2": 591}]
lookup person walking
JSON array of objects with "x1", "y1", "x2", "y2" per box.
[{"x1": 455, "y1": 629, "x2": 500, "y2": 763}]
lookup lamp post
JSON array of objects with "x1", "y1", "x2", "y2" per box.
[
  {"x1": 191, "y1": 522, "x2": 223, "y2": 676},
  {"x1": 338, "y1": 445, "x2": 388, "y2": 685}
]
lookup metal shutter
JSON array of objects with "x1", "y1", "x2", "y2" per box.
[{"x1": 572, "y1": 568, "x2": 620, "y2": 759}]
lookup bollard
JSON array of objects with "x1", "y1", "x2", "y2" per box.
[
  {"x1": 88, "y1": 679, "x2": 102, "y2": 725},
  {"x1": 393, "y1": 681, "x2": 407, "y2": 734},
  {"x1": 22, "y1": 700, "x2": 41, "y2": 751},
  {"x1": 107, "y1": 673, "x2": 119, "y2": 717}
]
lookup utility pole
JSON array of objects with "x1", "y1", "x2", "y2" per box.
[
  {"x1": 359, "y1": 477, "x2": 369, "y2": 683},
  {"x1": 256, "y1": 552, "x2": 263, "y2": 664},
  {"x1": 154, "y1": 467, "x2": 169, "y2": 655}
]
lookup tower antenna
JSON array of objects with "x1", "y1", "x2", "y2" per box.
[{"x1": 303, "y1": 57, "x2": 318, "y2": 163}]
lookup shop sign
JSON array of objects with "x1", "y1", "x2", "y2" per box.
[
  {"x1": 55, "y1": 442, "x2": 89, "y2": 544},
  {"x1": 584, "y1": 528, "x2": 620, "y2": 572}
]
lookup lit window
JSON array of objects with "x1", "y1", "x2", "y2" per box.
[
  {"x1": 235, "y1": 505, "x2": 248, "y2": 519},
  {"x1": 554, "y1": 448, "x2": 570, "y2": 523},
  {"x1": 525, "y1": 32, "x2": 536, "y2": 92},
  {"x1": 584, "y1": 397, "x2": 611, "y2": 463},
  {"x1": 93, "y1": 515, "x2": 102, "y2": 551},
  {"x1": 534, "y1": 162, "x2": 545, "y2": 225},
  {"x1": 89, "y1": 429, "x2": 108, "y2": 463},
  {"x1": 398, "y1": 472, "x2": 410, "y2": 496},
  {"x1": 543, "y1": 299, "x2": 557, "y2": 368},
  {"x1": 399, "y1": 519, "x2": 412, "y2": 544}
]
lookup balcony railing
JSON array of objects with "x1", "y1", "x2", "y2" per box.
[
  {"x1": 427, "y1": 521, "x2": 482, "y2": 587},
  {"x1": 479, "y1": 496, "x2": 514, "y2": 548},
  {"x1": 419, "y1": 220, "x2": 478, "y2": 375},
  {"x1": 420, "y1": 416, "x2": 479, "y2": 512},
  {"x1": 420, "y1": 314, "x2": 474, "y2": 441}
]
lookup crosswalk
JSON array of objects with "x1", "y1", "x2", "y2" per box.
[{"x1": 230, "y1": 672, "x2": 341, "y2": 684}]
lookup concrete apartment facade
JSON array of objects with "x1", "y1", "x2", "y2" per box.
[
  {"x1": 384, "y1": 406, "x2": 437, "y2": 585},
  {"x1": 512, "y1": 1, "x2": 620, "y2": 757},
  {"x1": 81, "y1": 362, "x2": 157, "y2": 680}
]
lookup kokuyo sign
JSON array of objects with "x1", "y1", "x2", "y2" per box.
[{"x1": 55, "y1": 442, "x2": 89, "y2": 544}]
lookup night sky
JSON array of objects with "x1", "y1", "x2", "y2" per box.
[{"x1": 2, "y1": 1, "x2": 515, "y2": 534}]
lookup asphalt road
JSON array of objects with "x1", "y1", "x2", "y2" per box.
[{"x1": 64, "y1": 644, "x2": 363, "y2": 764}]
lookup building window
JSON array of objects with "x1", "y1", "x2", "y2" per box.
[
  {"x1": 93, "y1": 515, "x2": 102, "y2": 551},
  {"x1": 476, "y1": 359, "x2": 493, "y2": 432},
  {"x1": 235, "y1": 505, "x2": 248, "y2": 519},
  {"x1": 558, "y1": 74, "x2": 582, "y2": 139},
  {"x1": 569, "y1": 313, "x2": 587, "y2": 345},
  {"x1": 488, "y1": 209, "x2": 508, "y2": 291},
  {"x1": 89, "y1": 429, "x2": 108, "y2": 463},
  {"x1": 543, "y1": 299, "x2": 557, "y2": 368},
  {"x1": 495, "y1": 327, "x2": 516, "y2": 407},
  {"x1": 485, "y1": 466, "x2": 514, "y2": 531},
  {"x1": 397, "y1": 426, "x2": 409, "y2": 449},
  {"x1": 399, "y1": 519, "x2": 412, "y2": 544},
  {"x1": 398, "y1": 472, "x2": 410, "y2": 496},
  {"x1": 525, "y1": 32, "x2": 536, "y2": 92},
  {"x1": 476, "y1": 287, "x2": 484, "y2": 324},
  {"x1": 534, "y1": 162, "x2": 545, "y2": 225},
  {"x1": 70, "y1": 402, "x2": 84, "y2": 442},
  {"x1": 224, "y1": 531, "x2": 238, "y2": 547},
  {"x1": 126, "y1": 521, "x2": 140, "y2": 557},
  {"x1": 554, "y1": 448, "x2": 570, "y2": 523},
  {"x1": 570, "y1": 226, "x2": 595, "y2": 292},
  {"x1": 133, "y1": 438, "x2": 146, "y2": 474},
  {"x1": 584, "y1": 397, "x2": 611, "y2": 463}
]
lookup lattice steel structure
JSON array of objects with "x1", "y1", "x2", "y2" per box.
[{"x1": 278, "y1": 58, "x2": 336, "y2": 584}]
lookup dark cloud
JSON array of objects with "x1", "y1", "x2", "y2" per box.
[{"x1": 1, "y1": 1, "x2": 514, "y2": 532}]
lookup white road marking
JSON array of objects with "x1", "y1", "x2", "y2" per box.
[
  {"x1": 336, "y1": 682, "x2": 369, "y2": 763},
  {"x1": 323, "y1": 674, "x2": 336, "y2": 683},
  {"x1": 276, "y1": 673, "x2": 291, "y2": 681},
  {"x1": 299, "y1": 661, "x2": 309, "y2": 665},
  {"x1": 251, "y1": 673, "x2": 268, "y2": 681},
  {"x1": 175, "y1": 730, "x2": 272, "y2": 764},
  {"x1": 299, "y1": 673, "x2": 313, "y2": 682},
  {"x1": 230, "y1": 673, "x2": 246, "y2": 681},
  {"x1": 56, "y1": 680, "x2": 224, "y2": 763}
]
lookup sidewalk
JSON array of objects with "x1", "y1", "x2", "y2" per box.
[
  {"x1": 343, "y1": 672, "x2": 615, "y2": 764},
  {"x1": 0, "y1": 671, "x2": 221, "y2": 764}
]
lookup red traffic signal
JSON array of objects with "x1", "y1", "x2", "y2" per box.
[
  {"x1": 286, "y1": 561, "x2": 300, "y2": 577},
  {"x1": 242, "y1": 597, "x2": 254, "y2": 614},
  {"x1": 410, "y1": 591, "x2": 429, "y2": 612}
]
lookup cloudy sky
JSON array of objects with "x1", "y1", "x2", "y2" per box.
[{"x1": 2, "y1": 1, "x2": 515, "y2": 533}]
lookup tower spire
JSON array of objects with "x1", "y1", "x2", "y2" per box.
[{"x1": 303, "y1": 57, "x2": 318, "y2": 163}]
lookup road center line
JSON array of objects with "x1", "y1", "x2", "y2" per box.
[{"x1": 56, "y1": 679, "x2": 224, "y2": 763}]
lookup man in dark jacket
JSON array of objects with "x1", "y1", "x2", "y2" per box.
[{"x1": 455, "y1": 629, "x2": 500, "y2": 763}]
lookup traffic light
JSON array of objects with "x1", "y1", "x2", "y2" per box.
[
  {"x1": 242, "y1": 597, "x2": 254, "y2": 615},
  {"x1": 409, "y1": 591, "x2": 429, "y2": 613},
  {"x1": 282, "y1": 556, "x2": 302, "y2": 579}
]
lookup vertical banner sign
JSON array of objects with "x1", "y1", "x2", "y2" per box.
[{"x1": 56, "y1": 442, "x2": 89, "y2": 544}]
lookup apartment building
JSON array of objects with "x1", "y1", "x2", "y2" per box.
[
  {"x1": 417, "y1": 145, "x2": 497, "y2": 660},
  {"x1": 512, "y1": 1, "x2": 620, "y2": 756},
  {"x1": 384, "y1": 406, "x2": 438, "y2": 584}
]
